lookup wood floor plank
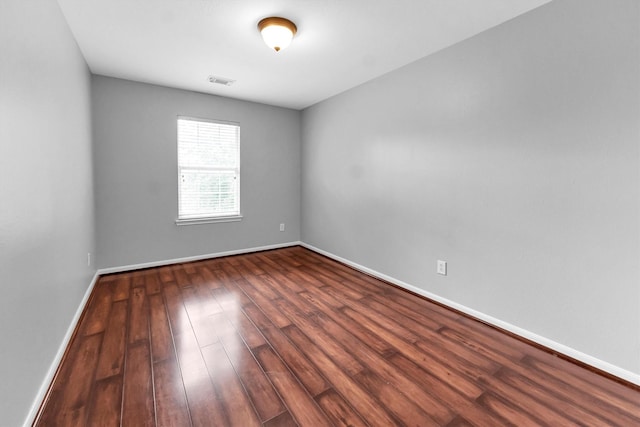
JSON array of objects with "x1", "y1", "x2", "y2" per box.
[
  {"x1": 364, "y1": 292, "x2": 442, "y2": 331},
  {"x1": 243, "y1": 273, "x2": 282, "y2": 301},
  {"x1": 122, "y1": 341, "x2": 155, "y2": 427},
  {"x1": 229, "y1": 307, "x2": 268, "y2": 349},
  {"x1": 148, "y1": 293, "x2": 174, "y2": 363},
  {"x1": 446, "y1": 322, "x2": 528, "y2": 361},
  {"x1": 190, "y1": 275, "x2": 222, "y2": 315},
  {"x1": 153, "y1": 359, "x2": 192, "y2": 427},
  {"x1": 523, "y1": 356, "x2": 640, "y2": 425},
  {"x1": 283, "y1": 324, "x2": 400, "y2": 427},
  {"x1": 478, "y1": 369, "x2": 580, "y2": 425},
  {"x1": 268, "y1": 251, "x2": 303, "y2": 269},
  {"x1": 35, "y1": 246, "x2": 640, "y2": 426},
  {"x1": 494, "y1": 367, "x2": 622, "y2": 426},
  {"x1": 211, "y1": 286, "x2": 267, "y2": 349},
  {"x1": 265, "y1": 269, "x2": 305, "y2": 293},
  {"x1": 184, "y1": 278, "x2": 223, "y2": 319},
  {"x1": 476, "y1": 391, "x2": 546, "y2": 425},
  {"x1": 415, "y1": 338, "x2": 501, "y2": 378},
  {"x1": 236, "y1": 256, "x2": 267, "y2": 277},
  {"x1": 81, "y1": 283, "x2": 112, "y2": 336},
  {"x1": 196, "y1": 264, "x2": 226, "y2": 289},
  {"x1": 144, "y1": 270, "x2": 162, "y2": 295},
  {"x1": 201, "y1": 343, "x2": 261, "y2": 427},
  {"x1": 243, "y1": 303, "x2": 330, "y2": 397},
  {"x1": 315, "y1": 389, "x2": 368, "y2": 427},
  {"x1": 522, "y1": 355, "x2": 640, "y2": 421},
  {"x1": 220, "y1": 329, "x2": 287, "y2": 422},
  {"x1": 85, "y1": 376, "x2": 123, "y2": 427},
  {"x1": 438, "y1": 326, "x2": 524, "y2": 369},
  {"x1": 254, "y1": 251, "x2": 290, "y2": 272},
  {"x1": 337, "y1": 293, "x2": 421, "y2": 344},
  {"x1": 182, "y1": 286, "x2": 221, "y2": 348},
  {"x1": 310, "y1": 311, "x2": 455, "y2": 425},
  {"x1": 157, "y1": 266, "x2": 175, "y2": 284},
  {"x1": 112, "y1": 276, "x2": 131, "y2": 301},
  {"x1": 341, "y1": 305, "x2": 485, "y2": 399},
  {"x1": 128, "y1": 286, "x2": 150, "y2": 344},
  {"x1": 388, "y1": 352, "x2": 507, "y2": 426},
  {"x1": 299, "y1": 261, "x2": 379, "y2": 295},
  {"x1": 234, "y1": 279, "x2": 292, "y2": 329},
  {"x1": 171, "y1": 264, "x2": 191, "y2": 288},
  {"x1": 182, "y1": 262, "x2": 197, "y2": 275},
  {"x1": 163, "y1": 282, "x2": 228, "y2": 426},
  {"x1": 303, "y1": 268, "x2": 368, "y2": 301},
  {"x1": 380, "y1": 308, "x2": 502, "y2": 374},
  {"x1": 512, "y1": 357, "x2": 640, "y2": 426},
  {"x1": 436, "y1": 326, "x2": 599, "y2": 420},
  {"x1": 481, "y1": 343, "x2": 640, "y2": 426},
  {"x1": 274, "y1": 298, "x2": 364, "y2": 376},
  {"x1": 218, "y1": 261, "x2": 245, "y2": 282},
  {"x1": 533, "y1": 348, "x2": 640, "y2": 403},
  {"x1": 131, "y1": 270, "x2": 147, "y2": 288},
  {"x1": 282, "y1": 247, "x2": 323, "y2": 264},
  {"x1": 298, "y1": 283, "x2": 344, "y2": 308},
  {"x1": 383, "y1": 285, "x2": 461, "y2": 322},
  {"x1": 353, "y1": 368, "x2": 440, "y2": 426},
  {"x1": 284, "y1": 326, "x2": 396, "y2": 426},
  {"x1": 172, "y1": 329, "x2": 228, "y2": 426},
  {"x1": 320, "y1": 281, "x2": 372, "y2": 306},
  {"x1": 190, "y1": 314, "x2": 221, "y2": 348},
  {"x1": 299, "y1": 290, "x2": 394, "y2": 357},
  {"x1": 445, "y1": 416, "x2": 477, "y2": 427},
  {"x1": 214, "y1": 280, "x2": 253, "y2": 308},
  {"x1": 36, "y1": 334, "x2": 103, "y2": 426},
  {"x1": 263, "y1": 411, "x2": 298, "y2": 427},
  {"x1": 254, "y1": 273, "x2": 314, "y2": 316},
  {"x1": 95, "y1": 300, "x2": 128, "y2": 380},
  {"x1": 163, "y1": 282, "x2": 193, "y2": 336},
  {"x1": 253, "y1": 345, "x2": 333, "y2": 427}
]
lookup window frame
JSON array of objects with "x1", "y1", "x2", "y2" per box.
[{"x1": 175, "y1": 116, "x2": 242, "y2": 226}]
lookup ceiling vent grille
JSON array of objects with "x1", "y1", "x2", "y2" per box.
[{"x1": 208, "y1": 75, "x2": 235, "y2": 86}]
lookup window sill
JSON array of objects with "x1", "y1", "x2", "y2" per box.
[{"x1": 175, "y1": 215, "x2": 243, "y2": 226}]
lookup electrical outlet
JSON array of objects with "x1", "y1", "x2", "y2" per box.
[
  {"x1": 279, "y1": 223, "x2": 285, "y2": 232},
  {"x1": 87, "y1": 252, "x2": 91, "y2": 267},
  {"x1": 437, "y1": 260, "x2": 447, "y2": 276}
]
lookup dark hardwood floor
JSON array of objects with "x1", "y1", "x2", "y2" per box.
[{"x1": 35, "y1": 246, "x2": 640, "y2": 426}]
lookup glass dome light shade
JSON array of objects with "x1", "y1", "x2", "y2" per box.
[{"x1": 258, "y1": 17, "x2": 297, "y2": 52}]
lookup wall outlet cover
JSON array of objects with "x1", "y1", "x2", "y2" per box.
[{"x1": 437, "y1": 260, "x2": 447, "y2": 275}]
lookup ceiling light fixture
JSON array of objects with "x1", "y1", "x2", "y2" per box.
[{"x1": 258, "y1": 17, "x2": 297, "y2": 52}]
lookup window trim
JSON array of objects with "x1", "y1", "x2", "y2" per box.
[
  {"x1": 176, "y1": 116, "x2": 241, "y2": 225},
  {"x1": 175, "y1": 215, "x2": 243, "y2": 226}
]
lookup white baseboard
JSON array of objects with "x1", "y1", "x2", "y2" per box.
[
  {"x1": 300, "y1": 242, "x2": 640, "y2": 386},
  {"x1": 23, "y1": 271, "x2": 100, "y2": 427},
  {"x1": 97, "y1": 241, "x2": 302, "y2": 275}
]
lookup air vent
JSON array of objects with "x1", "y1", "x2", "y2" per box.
[{"x1": 208, "y1": 75, "x2": 235, "y2": 86}]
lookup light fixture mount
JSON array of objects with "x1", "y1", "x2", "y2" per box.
[{"x1": 258, "y1": 17, "x2": 297, "y2": 52}]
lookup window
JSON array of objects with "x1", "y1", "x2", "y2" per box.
[{"x1": 176, "y1": 117, "x2": 241, "y2": 224}]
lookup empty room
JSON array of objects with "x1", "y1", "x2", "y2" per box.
[{"x1": 2, "y1": 0, "x2": 639, "y2": 425}]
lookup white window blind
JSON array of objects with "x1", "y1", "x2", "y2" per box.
[{"x1": 177, "y1": 117, "x2": 240, "y2": 221}]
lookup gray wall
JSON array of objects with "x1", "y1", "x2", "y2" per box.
[
  {"x1": 0, "y1": 0, "x2": 96, "y2": 425},
  {"x1": 92, "y1": 76, "x2": 301, "y2": 269},
  {"x1": 302, "y1": 0, "x2": 640, "y2": 374}
]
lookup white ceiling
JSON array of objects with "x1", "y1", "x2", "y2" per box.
[{"x1": 57, "y1": 0, "x2": 551, "y2": 110}]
